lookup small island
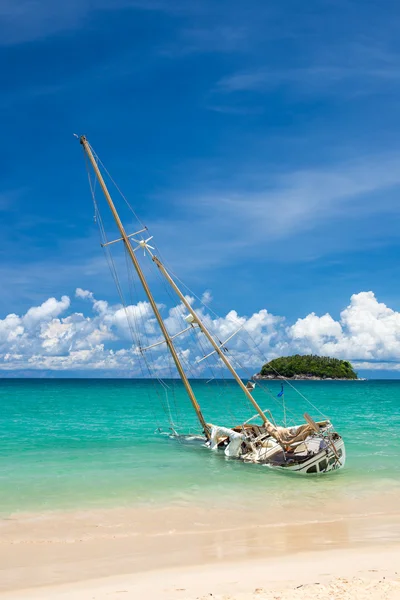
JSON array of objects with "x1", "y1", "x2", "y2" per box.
[{"x1": 255, "y1": 354, "x2": 358, "y2": 380}]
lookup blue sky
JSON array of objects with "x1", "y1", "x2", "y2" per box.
[{"x1": 1, "y1": 0, "x2": 400, "y2": 377}]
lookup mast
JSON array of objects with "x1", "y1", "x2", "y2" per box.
[
  {"x1": 152, "y1": 256, "x2": 271, "y2": 426},
  {"x1": 79, "y1": 136, "x2": 209, "y2": 436}
]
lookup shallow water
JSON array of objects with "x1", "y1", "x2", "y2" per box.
[{"x1": 1, "y1": 379, "x2": 399, "y2": 513}]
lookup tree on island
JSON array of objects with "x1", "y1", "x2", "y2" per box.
[{"x1": 259, "y1": 354, "x2": 357, "y2": 379}]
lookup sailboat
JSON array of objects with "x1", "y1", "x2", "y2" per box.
[{"x1": 78, "y1": 135, "x2": 346, "y2": 475}]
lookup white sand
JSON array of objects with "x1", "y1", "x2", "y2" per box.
[
  {"x1": 1, "y1": 546, "x2": 399, "y2": 599},
  {"x1": 1, "y1": 494, "x2": 399, "y2": 599}
]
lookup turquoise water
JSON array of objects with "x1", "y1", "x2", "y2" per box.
[{"x1": 1, "y1": 379, "x2": 399, "y2": 514}]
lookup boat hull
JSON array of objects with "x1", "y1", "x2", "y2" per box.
[
  {"x1": 265, "y1": 437, "x2": 346, "y2": 474},
  {"x1": 171, "y1": 432, "x2": 346, "y2": 475}
]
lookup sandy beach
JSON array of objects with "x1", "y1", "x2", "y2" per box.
[
  {"x1": 1, "y1": 546, "x2": 399, "y2": 599},
  {"x1": 1, "y1": 489, "x2": 399, "y2": 599}
]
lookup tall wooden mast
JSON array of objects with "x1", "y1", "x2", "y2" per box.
[
  {"x1": 152, "y1": 256, "x2": 271, "y2": 427},
  {"x1": 79, "y1": 136, "x2": 209, "y2": 436}
]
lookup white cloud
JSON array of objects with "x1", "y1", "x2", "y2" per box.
[
  {"x1": 0, "y1": 313, "x2": 24, "y2": 343},
  {"x1": 352, "y1": 361, "x2": 400, "y2": 371},
  {"x1": 290, "y1": 313, "x2": 343, "y2": 350},
  {"x1": 206, "y1": 156, "x2": 400, "y2": 239},
  {"x1": 149, "y1": 152, "x2": 400, "y2": 276},
  {"x1": 201, "y1": 290, "x2": 213, "y2": 304},
  {"x1": 289, "y1": 291, "x2": 400, "y2": 362},
  {"x1": 1, "y1": 289, "x2": 400, "y2": 374},
  {"x1": 217, "y1": 66, "x2": 400, "y2": 95},
  {"x1": 23, "y1": 295, "x2": 70, "y2": 328},
  {"x1": 75, "y1": 288, "x2": 94, "y2": 300}
]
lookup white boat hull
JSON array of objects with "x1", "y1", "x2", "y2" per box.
[
  {"x1": 265, "y1": 437, "x2": 346, "y2": 474},
  {"x1": 171, "y1": 431, "x2": 346, "y2": 475},
  {"x1": 204, "y1": 421, "x2": 346, "y2": 475}
]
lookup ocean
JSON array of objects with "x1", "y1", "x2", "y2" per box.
[{"x1": 1, "y1": 378, "x2": 399, "y2": 515}]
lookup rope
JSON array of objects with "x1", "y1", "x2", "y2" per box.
[
  {"x1": 87, "y1": 142, "x2": 147, "y2": 231},
  {"x1": 87, "y1": 142, "x2": 331, "y2": 423},
  {"x1": 84, "y1": 150, "x2": 177, "y2": 430},
  {"x1": 83, "y1": 143, "x2": 329, "y2": 429},
  {"x1": 160, "y1": 263, "x2": 328, "y2": 419}
]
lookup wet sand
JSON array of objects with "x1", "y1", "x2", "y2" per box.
[{"x1": 1, "y1": 490, "x2": 399, "y2": 598}]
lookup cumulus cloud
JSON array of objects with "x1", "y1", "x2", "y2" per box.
[
  {"x1": 201, "y1": 290, "x2": 213, "y2": 305},
  {"x1": 75, "y1": 288, "x2": 94, "y2": 300},
  {"x1": 0, "y1": 313, "x2": 24, "y2": 344},
  {"x1": 0, "y1": 288, "x2": 400, "y2": 374},
  {"x1": 23, "y1": 295, "x2": 70, "y2": 328},
  {"x1": 289, "y1": 291, "x2": 400, "y2": 362}
]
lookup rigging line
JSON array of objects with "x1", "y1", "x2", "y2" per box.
[
  {"x1": 85, "y1": 156, "x2": 132, "y2": 313},
  {"x1": 145, "y1": 258, "x2": 264, "y2": 420},
  {"x1": 91, "y1": 197, "x2": 126, "y2": 311},
  {"x1": 156, "y1": 279, "x2": 223, "y2": 402},
  {"x1": 192, "y1": 325, "x2": 225, "y2": 399},
  {"x1": 227, "y1": 352, "x2": 315, "y2": 428},
  {"x1": 247, "y1": 338, "x2": 326, "y2": 417},
  {"x1": 87, "y1": 142, "x2": 147, "y2": 231},
  {"x1": 206, "y1": 347, "x2": 258, "y2": 418},
  {"x1": 158, "y1": 250, "x2": 317, "y2": 425},
  {"x1": 85, "y1": 164, "x2": 165, "y2": 420},
  {"x1": 87, "y1": 158, "x2": 167, "y2": 424},
  {"x1": 127, "y1": 256, "x2": 183, "y2": 428},
  {"x1": 156, "y1": 259, "x2": 328, "y2": 418},
  {"x1": 123, "y1": 247, "x2": 145, "y2": 350},
  {"x1": 86, "y1": 174, "x2": 169, "y2": 412},
  {"x1": 144, "y1": 256, "x2": 206, "y2": 391},
  {"x1": 121, "y1": 245, "x2": 172, "y2": 398},
  {"x1": 241, "y1": 366, "x2": 299, "y2": 424},
  {"x1": 176, "y1": 303, "x2": 249, "y2": 417},
  {"x1": 137, "y1": 345, "x2": 173, "y2": 421},
  {"x1": 87, "y1": 147, "x2": 325, "y2": 423},
  {"x1": 139, "y1": 256, "x2": 182, "y2": 404},
  {"x1": 166, "y1": 359, "x2": 181, "y2": 429},
  {"x1": 146, "y1": 267, "x2": 182, "y2": 428},
  {"x1": 260, "y1": 366, "x2": 327, "y2": 418},
  {"x1": 148, "y1": 319, "x2": 205, "y2": 428},
  {"x1": 123, "y1": 246, "x2": 160, "y2": 375},
  {"x1": 281, "y1": 388, "x2": 287, "y2": 427},
  {"x1": 155, "y1": 261, "x2": 261, "y2": 360},
  {"x1": 127, "y1": 234, "x2": 261, "y2": 409},
  {"x1": 216, "y1": 328, "x2": 312, "y2": 420},
  {"x1": 213, "y1": 317, "x2": 327, "y2": 419},
  {"x1": 87, "y1": 171, "x2": 137, "y2": 368},
  {"x1": 227, "y1": 321, "x2": 325, "y2": 418},
  {"x1": 151, "y1": 255, "x2": 278, "y2": 426},
  {"x1": 157, "y1": 259, "x2": 222, "y2": 320},
  {"x1": 148, "y1": 335, "x2": 178, "y2": 428},
  {"x1": 203, "y1": 335, "x2": 254, "y2": 423},
  {"x1": 83, "y1": 150, "x2": 204, "y2": 432},
  {"x1": 193, "y1": 326, "x2": 239, "y2": 426},
  {"x1": 87, "y1": 146, "x2": 325, "y2": 420},
  {"x1": 86, "y1": 173, "x2": 169, "y2": 406},
  {"x1": 122, "y1": 248, "x2": 166, "y2": 428}
]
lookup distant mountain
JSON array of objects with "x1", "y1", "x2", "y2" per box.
[{"x1": 257, "y1": 354, "x2": 358, "y2": 380}]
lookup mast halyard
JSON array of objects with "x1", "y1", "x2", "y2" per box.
[
  {"x1": 79, "y1": 136, "x2": 209, "y2": 436},
  {"x1": 152, "y1": 256, "x2": 273, "y2": 429}
]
